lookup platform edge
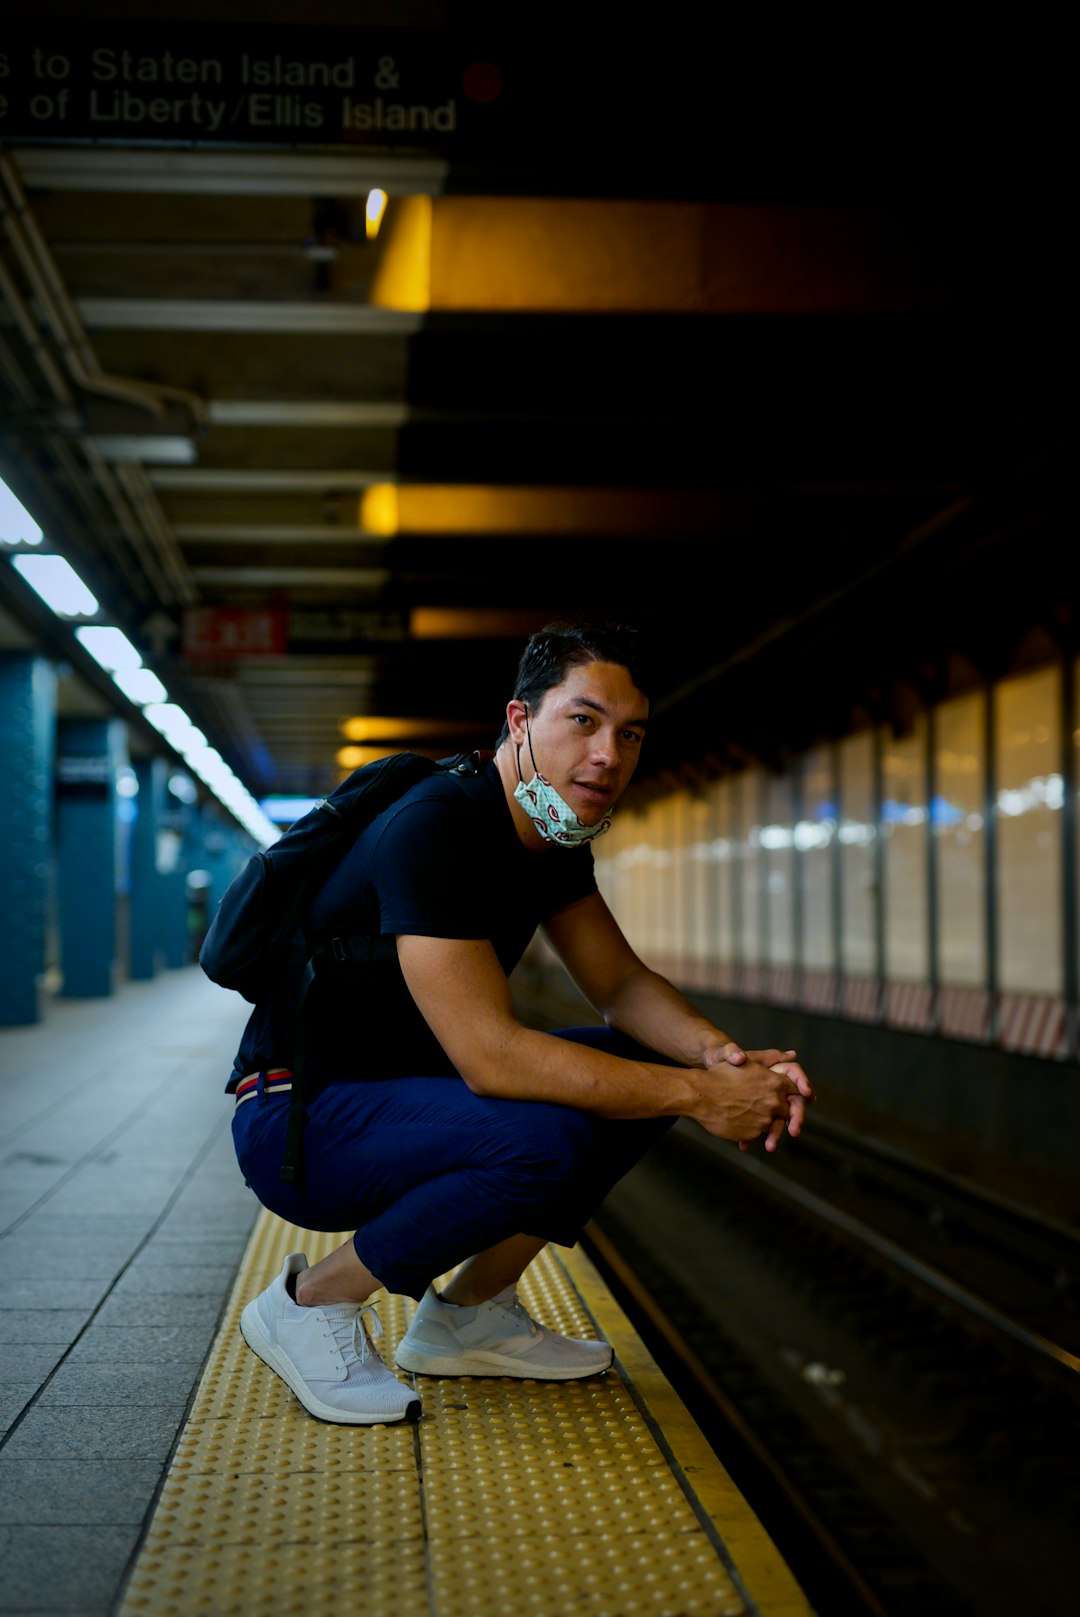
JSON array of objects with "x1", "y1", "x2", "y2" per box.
[{"x1": 557, "y1": 1240, "x2": 817, "y2": 1617}]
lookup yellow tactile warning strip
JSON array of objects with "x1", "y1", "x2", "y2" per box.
[{"x1": 118, "y1": 1212, "x2": 815, "y2": 1617}]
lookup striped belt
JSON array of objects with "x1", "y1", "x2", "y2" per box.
[{"x1": 234, "y1": 1068, "x2": 293, "y2": 1107}]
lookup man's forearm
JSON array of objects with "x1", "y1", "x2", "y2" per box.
[
  {"x1": 600, "y1": 964, "x2": 735, "y2": 1066},
  {"x1": 474, "y1": 1020, "x2": 799, "y2": 1148}
]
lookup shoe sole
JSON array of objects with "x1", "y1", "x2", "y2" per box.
[
  {"x1": 240, "y1": 1301, "x2": 421, "y2": 1425},
  {"x1": 394, "y1": 1342, "x2": 612, "y2": 1380}
]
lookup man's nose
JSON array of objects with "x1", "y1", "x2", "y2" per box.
[{"x1": 591, "y1": 731, "x2": 619, "y2": 767}]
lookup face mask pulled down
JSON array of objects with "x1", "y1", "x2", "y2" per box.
[{"x1": 513, "y1": 716, "x2": 614, "y2": 847}]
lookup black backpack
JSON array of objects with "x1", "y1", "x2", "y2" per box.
[{"x1": 200, "y1": 748, "x2": 488, "y2": 1180}]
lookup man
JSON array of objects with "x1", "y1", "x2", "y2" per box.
[{"x1": 234, "y1": 621, "x2": 814, "y2": 1425}]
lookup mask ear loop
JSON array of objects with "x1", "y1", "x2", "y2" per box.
[{"x1": 515, "y1": 703, "x2": 539, "y2": 784}]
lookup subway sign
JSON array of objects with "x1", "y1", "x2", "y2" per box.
[{"x1": 0, "y1": 26, "x2": 508, "y2": 149}]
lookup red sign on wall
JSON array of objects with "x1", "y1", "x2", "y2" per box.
[{"x1": 182, "y1": 607, "x2": 288, "y2": 658}]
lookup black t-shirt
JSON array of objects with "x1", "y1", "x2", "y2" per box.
[{"x1": 230, "y1": 758, "x2": 597, "y2": 1086}]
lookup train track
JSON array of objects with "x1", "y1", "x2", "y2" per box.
[{"x1": 583, "y1": 1120, "x2": 1080, "y2": 1617}]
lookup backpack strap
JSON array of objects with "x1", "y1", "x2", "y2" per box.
[
  {"x1": 277, "y1": 748, "x2": 492, "y2": 1183},
  {"x1": 279, "y1": 956, "x2": 315, "y2": 1184}
]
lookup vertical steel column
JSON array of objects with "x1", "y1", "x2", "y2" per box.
[
  {"x1": 925, "y1": 704, "x2": 941, "y2": 1033},
  {"x1": 792, "y1": 755, "x2": 804, "y2": 1004},
  {"x1": 1060, "y1": 654, "x2": 1077, "y2": 1059},
  {"x1": 702, "y1": 783, "x2": 720, "y2": 992},
  {"x1": 0, "y1": 653, "x2": 55, "y2": 1024},
  {"x1": 983, "y1": 686, "x2": 999, "y2": 1043},
  {"x1": 872, "y1": 724, "x2": 886, "y2": 1022},
  {"x1": 730, "y1": 772, "x2": 743, "y2": 993},
  {"x1": 829, "y1": 739, "x2": 843, "y2": 1015},
  {"x1": 757, "y1": 767, "x2": 768, "y2": 998}
]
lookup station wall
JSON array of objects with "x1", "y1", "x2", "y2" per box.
[
  {"x1": 565, "y1": 653, "x2": 1080, "y2": 1213},
  {"x1": 598, "y1": 656, "x2": 1074, "y2": 1061}
]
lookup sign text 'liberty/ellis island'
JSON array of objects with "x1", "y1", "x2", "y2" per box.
[
  {"x1": 0, "y1": 45, "x2": 463, "y2": 139},
  {"x1": 81, "y1": 90, "x2": 457, "y2": 134}
]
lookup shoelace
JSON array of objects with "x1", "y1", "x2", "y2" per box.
[
  {"x1": 324, "y1": 1300, "x2": 383, "y2": 1367},
  {"x1": 491, "y1": 1297, "x2": 541, "y2": 1340}
]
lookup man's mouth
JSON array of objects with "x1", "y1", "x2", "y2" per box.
[{"x1": 573, "y1": 780, "x2": 614, "y2": 802}]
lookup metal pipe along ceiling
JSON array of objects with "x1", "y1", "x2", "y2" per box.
[{"x1": 0, "y1": 152, "x2": 200, "y2": 607}]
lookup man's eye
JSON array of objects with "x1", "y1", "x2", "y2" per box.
[{"x1": 622, "y1": 731, "x2": 643, "y2": 745}]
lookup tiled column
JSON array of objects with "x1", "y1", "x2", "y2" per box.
[
  {"x1": 200, "y1": 807, "x2": 253, "y2": 915},
  {"x1": 56, "y1": 716, "x2": 127, "y2": 997},
  {"x1": 0, "y1": 653, "x2": 56, "y2": 1024},
  {"x1": 129, "y1": 754, "x2": 168, "y2": 979},
  {"x1": 160, "y1": 777, "x2": 195, "y2": 969}
]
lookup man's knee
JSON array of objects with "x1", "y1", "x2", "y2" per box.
[{"x1": 481, "y1": 1096, "x2": 600, "y2": 1183}]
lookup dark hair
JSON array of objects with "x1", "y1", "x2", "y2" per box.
[{"x1": 496, "y1": 620, "x2": 651, "y2": 745}]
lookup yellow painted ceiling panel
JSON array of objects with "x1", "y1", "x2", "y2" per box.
[
  {"x1": 362, "y1": 485, "x2": 739, "y2": 537},
  {"x1": 384, "y1": 198, "x2": 927, "y2": 314}
]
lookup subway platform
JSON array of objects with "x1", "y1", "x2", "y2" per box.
[{"x1": 0, "y1": 969, "x2": 814, "y2": 1617}]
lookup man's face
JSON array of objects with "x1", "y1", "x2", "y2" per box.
[{"x1": 516, "y1": 661, "x2": 649, "y2": 825}]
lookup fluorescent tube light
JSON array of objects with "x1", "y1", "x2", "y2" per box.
[
  {"x1": 0, "y1": 477, "x2": 43, "y2": 546},
  {"x1": 11, "y1": 553, "x2": 99, "y2": 616},
  {"x1": 112, "y1": 666, "x2": 168, "y2": 705},
  {"x1": 74, "y1": 625, "x2": 143, "y2": 672}
]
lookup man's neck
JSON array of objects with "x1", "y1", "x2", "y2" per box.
[{"x1": 494, "y1": 741, "x2": 549, "y2": 851}]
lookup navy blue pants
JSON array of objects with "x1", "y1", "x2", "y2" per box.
[{"x1": 231, "y1": 1027, "x2": 675, "y2": 1299}]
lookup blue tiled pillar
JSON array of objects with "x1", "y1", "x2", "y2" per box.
[
  {"x1": 0, "y1": 654, "x2": 56, "y2": 1025},
  {"x1": 56, "y1": 716, "x2": 127, "y2": 997},
  {"x1": 183, "y1": 802, "x2": 217, "y2": 961},
  {"x1": 200, "y1": 808, "x2": 253, "y2": 914},
  {"x1": 160, "y1": 775, "x2": 196, "y2": 969},
  {"x1": 129, "y1": 755, "x2": 168, "y2": 979}
]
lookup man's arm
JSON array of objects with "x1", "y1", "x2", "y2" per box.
[
  {"x1": 543, "y1": 892, "x2": 742, "y2": 1064},
  {"x1": 543, "y1": 891, "x2": 814, "y2": 1148},
  {"x1": 396, "y1": 926, "x2": 811, "y2": 1149}
]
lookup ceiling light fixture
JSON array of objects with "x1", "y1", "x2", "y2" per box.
[
  {"x1": 89, "y1": 435, "x2": 198, "y2": 466},
  {"x1": 340, "y1": 716, "x2": 483, "y2": 742},
  {"x1": 11, "y1": 553, "x2": 99, "y2": 617},
  {"x1": 359, "y1": 483, "x2": 399, "y2": 535},
  {"x1": 366, "y1": 188, "x2": 389, "y2": 239},
  {"x1": 337, "y1": 744, "x2": 402, "y2": 770},
  {"x1": 74, "y1": 625, "x2": 143, "y2": 673},
  {"x1": 0, "y1": 475, "x2": 43, "y2": 546},
  {"x1": 111, "y1": 666, "x2": 169, "y2": 706}
]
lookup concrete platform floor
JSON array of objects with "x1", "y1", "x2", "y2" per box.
[{"x1": 0, "y1": 967, "x2": 257, "y2": 1617}]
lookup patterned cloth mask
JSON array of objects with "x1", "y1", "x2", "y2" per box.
[{"x1": 513, "y1": 716, "x2": 614, "y2": 847}]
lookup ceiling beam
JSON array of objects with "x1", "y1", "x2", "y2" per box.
[
  {"x1": 207, "y1": 401, "x2": 410, "y2": 427},
  {"x1": 12, "y1": 148, "x2": 448, "y2": 197},
  {"x1": 187, "y1": 565, "x2": 390, "y2": 587},
  {"x1": 151, "y1": 469, "x2": 396, "y2": 490},
  {"x1": 77, "y1": 299, "x2": 422, "y2": 333},
  {"x1": 174, "y1": 524, "x2": 380, "y2": 544}
]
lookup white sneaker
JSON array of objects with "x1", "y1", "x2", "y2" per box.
[
  {"x1": 395, "y1": 1283, "x2": 612, "y2": 1380},
  {"x1": 240, "y1": 1252, "x2": 421, "y2": 1425}
]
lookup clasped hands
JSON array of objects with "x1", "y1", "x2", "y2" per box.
[{"x1": 699, "y1": 1040, "x2": 815, "y2": 1153}]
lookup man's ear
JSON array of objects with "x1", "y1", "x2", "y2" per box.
[{"x1": 505, "y1": 699, "x2": 529, "y2": 746}]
